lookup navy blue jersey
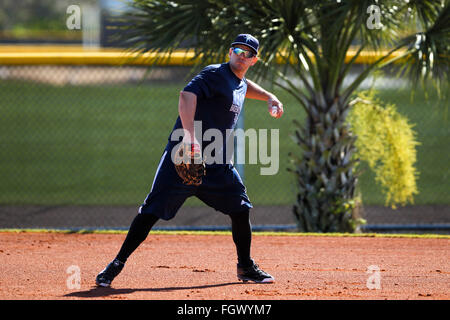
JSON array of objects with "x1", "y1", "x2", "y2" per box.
[
  {"x1": 139, "y1": 62, "x2": 253, "y2": 219},
  {"x1": 168, "y1": 63, "x2": 247, "y2": 165}
]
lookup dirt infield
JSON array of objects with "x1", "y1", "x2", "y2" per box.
[{"x1": 0, "y1": 231, "x2": 449, "y2": 300}]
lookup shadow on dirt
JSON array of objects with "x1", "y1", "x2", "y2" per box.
[{"x1": 64, "y1": 282, "x2": 242, "y2": 298}]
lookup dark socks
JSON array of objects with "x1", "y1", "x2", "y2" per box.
[
  {"x1": 115, "y1": 210, "x2": 252, "y2": 267},
  {"x1": 115, "y1": 213, "x2": 159, "y2": 263},
  {"x1": 229, "y1": 209, "x2": 253, "y2": 267}
]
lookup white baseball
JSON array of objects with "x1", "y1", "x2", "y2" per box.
[{"x1": 270, "y1": 105, "x2": 278, "y2": 117}]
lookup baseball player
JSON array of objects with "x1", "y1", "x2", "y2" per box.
[{"x1": 96, "y1": 34, "x2": 284, "y2": 287}]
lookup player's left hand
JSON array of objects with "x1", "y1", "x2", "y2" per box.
[
  {"x1": 173, "y1": 143, "x2": 206, "y2": 186},
  {"x1": 268, "y1": 96, "x2": 284, "y2": 119}
]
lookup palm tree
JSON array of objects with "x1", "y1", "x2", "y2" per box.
[{"x1": 121, "y1": 0, "x2": 449, "y2": 232}]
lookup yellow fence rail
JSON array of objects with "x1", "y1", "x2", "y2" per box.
[{"x1": 0, "y1": 45, "x2": 406, "y2": 66}]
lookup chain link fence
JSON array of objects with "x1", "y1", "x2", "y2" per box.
[{"x1": 0, "y1": 62, "x2": 449, "y2": 232}]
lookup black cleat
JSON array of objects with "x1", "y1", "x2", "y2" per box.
[
  {"x1": 96, "y1": 259, "x2": 124, "y2": 287},
  {"x1": 237, "y1": 260, "x2": 274, "y2": 283}
]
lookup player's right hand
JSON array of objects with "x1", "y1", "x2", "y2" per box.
[{"x1": 268, "y1": 96, "x2": 284, "y2": 119}]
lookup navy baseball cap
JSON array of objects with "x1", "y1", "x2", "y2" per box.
[{"x1": 231, "y1": 34, "x2": 259, "y2": 55}]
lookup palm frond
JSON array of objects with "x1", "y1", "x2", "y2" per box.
[
  {"x1": 119, "y1": 0, "x2": 449, "y2": 100},
  {"x1": 396, "y1": 0, "x2": 449, "y2": 95}
]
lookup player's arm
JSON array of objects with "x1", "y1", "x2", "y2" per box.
[
  {"x1": 178, "y1": 91, "x2": 198, "y2": 144},
  {"x1": 245, "y1": 79, "x2": 284, "y2": 118},
  {"x1": 175, "y1": 90, "x2": 205, "y2": 183}
]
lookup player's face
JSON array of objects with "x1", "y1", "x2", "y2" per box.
[{"x1": 229, "y1": 44, "x2": 258, "y2": 74}]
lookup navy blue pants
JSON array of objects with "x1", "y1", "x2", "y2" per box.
[{"x1": 139, "y1": 145, "x2": 253, "y2": 220}]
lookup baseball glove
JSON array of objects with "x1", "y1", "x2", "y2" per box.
[{"x1": 173, "y1": 143, "x2": 206, "y2": 186}]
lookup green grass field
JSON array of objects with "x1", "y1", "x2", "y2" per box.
[{"x1": 0, "y1": 80, "x2": 448, "y2": 207}]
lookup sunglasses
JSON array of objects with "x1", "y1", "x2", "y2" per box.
[{"x1": 231, "y1": 47, "x2": 256, "y2": 58}]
